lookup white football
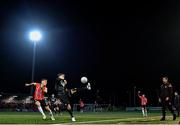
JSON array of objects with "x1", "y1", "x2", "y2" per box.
[{"x1": 81, "y1": 77, "x2": 88, "y2": 84}]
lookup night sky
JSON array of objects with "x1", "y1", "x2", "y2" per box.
[{"x1": 0, "y1": 0, "x2": 180, "y2": 105}]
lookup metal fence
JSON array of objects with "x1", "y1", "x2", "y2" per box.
[
  {"x1": 73, "y1": 104, "x2": 113, "y2": 112},
  {"x1": 0, "y1": 94, "x2": 114, "y2": 112}
]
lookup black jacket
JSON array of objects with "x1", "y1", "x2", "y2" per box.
[
  {"x1": 174, "y1": 95, "x2": 180, "y2": 106},
  {"x1": 160, "y1": 83, "x2": 173, "y2": 101},
  {"x1": 55, "y1": 79, "x2": 67, "y2": 95}
]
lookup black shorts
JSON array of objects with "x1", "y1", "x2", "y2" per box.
[
  {"x1": 51, "y1": 103, "x2": 57, "y2": 108},
  {"x1": 141, "y1": 105, "x2": 147, "y2": 109},
  {"x1": 35, "y1": 99, "x2": 49, "y2": 106},
  {"x1": 57, "y1": 94, "x2": 70, "y2": 105}
]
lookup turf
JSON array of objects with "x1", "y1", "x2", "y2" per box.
[{"x1": 0, "y1": 111, "x2": 179, "y2": 124}]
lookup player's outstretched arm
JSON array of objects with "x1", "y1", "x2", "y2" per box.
[
  {"x1": 64, "y1": 80, "x2": 67, "y2": 84},
  {"x1": 25, "y1": 83, "x2": 36, "y2": 87},
  {"x1": 137, "y1": 91, "x2": 141, "y2": 98},
  {"x1": 71, "y1": 88, "x2": 77, "y2": 94}
]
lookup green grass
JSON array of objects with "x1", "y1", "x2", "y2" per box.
[{"x1": 0, "y1": 111, "x2": 179, "y2": 124}]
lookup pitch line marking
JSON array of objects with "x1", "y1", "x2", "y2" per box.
[{"x1": 75, "y1": 116, "x2": 177, "y2": 124}]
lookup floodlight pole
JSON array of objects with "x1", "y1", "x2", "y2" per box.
[{"x1": 31, "y1": 42, "x2": 37, "y2": 95}]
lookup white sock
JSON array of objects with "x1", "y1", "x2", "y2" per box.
[
  {"x1": 145, "y1": 110, "x2": 147, "y2": 116},
  {"x1": 142, "y1": 109, "x2": 145, "y2": 116},
  {"x1": 38, "y1": 106, "x2": 45, "y2": 116},
  {"x1": 49, "y1": 109, "x2": 53, "y2": 117}
]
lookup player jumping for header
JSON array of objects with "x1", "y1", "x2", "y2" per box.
[
  {"x1": 138, "y1": 91, "x2": 148, "y2": 117},
  {"x1": 25, "y1": 79, "x2": 55, "y2": 120}
]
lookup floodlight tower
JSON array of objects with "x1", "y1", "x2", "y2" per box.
[{"x1": 29, "y1": 31, "x2": 42, "y2": 94}]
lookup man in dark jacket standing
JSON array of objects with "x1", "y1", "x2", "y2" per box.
[
  {"x1": 159, "y1": 76, "x2": 176, "y2": 121},
  {"x1": 174, "y1": 92, "x2": 180, "y2": 117}
]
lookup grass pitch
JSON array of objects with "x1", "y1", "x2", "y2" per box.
[{"x1": 0, "y1": 111, "x2": 179, "y2": 124}]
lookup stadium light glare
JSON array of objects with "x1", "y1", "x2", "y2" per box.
[{"x1": 29, "y1": 31, "x2": 42, "y2": 42}]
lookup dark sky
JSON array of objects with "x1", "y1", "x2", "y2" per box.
[{"x1": 0, "y1": 0, "x2": 180, "y2": 105}]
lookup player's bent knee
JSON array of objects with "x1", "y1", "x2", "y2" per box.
[
  {"x1": 35, "y1": 101, "x2": 40, "y2": 106},
  {"x1": 67, "y1": 105, "x2": 71, "y2": 110},
  {"x1": 45, "y1": 106, "x2": 50, "y2": 111}
]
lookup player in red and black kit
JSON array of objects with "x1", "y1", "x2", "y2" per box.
[
  {"x1": 79, "y1": 98, "x2": 85, "y2": 113},
  {"x1": 25, "y1": 79, "x2": 55, "y2": 120},
  {"x1": 138, "y1": 91, "x2": 148, "y2": 117}
]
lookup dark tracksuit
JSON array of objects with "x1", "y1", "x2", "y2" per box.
[
  {"x1": 55, "y1": 79, "x2": 70, "y2": 104},
  {"x1": 55, "y1": 78, "x2": 74, "y2": 118},
  {"x1": 160, "y1": 83, "x2": 175, "y2": 119},
  {"x1": 55, "y1": 78, "x2": 88, "y2": 104},
  {"x1": 174, "y1": 95, "x2": 180, "y2": 117}
]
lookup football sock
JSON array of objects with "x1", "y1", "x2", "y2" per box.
[
  {"x1": 142, "y1": 108, "x2": 145, "y2": 116},
  {"x1": 67, "y1": 109, "x2": 73, "y2": 117},
  {"x1": 38, "y1": 106, "x2": 45, "y2": 116}
]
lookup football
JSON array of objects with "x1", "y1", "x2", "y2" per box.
[{"x1": 81, "y1": 77, "x2": 88, "y2": 84}]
